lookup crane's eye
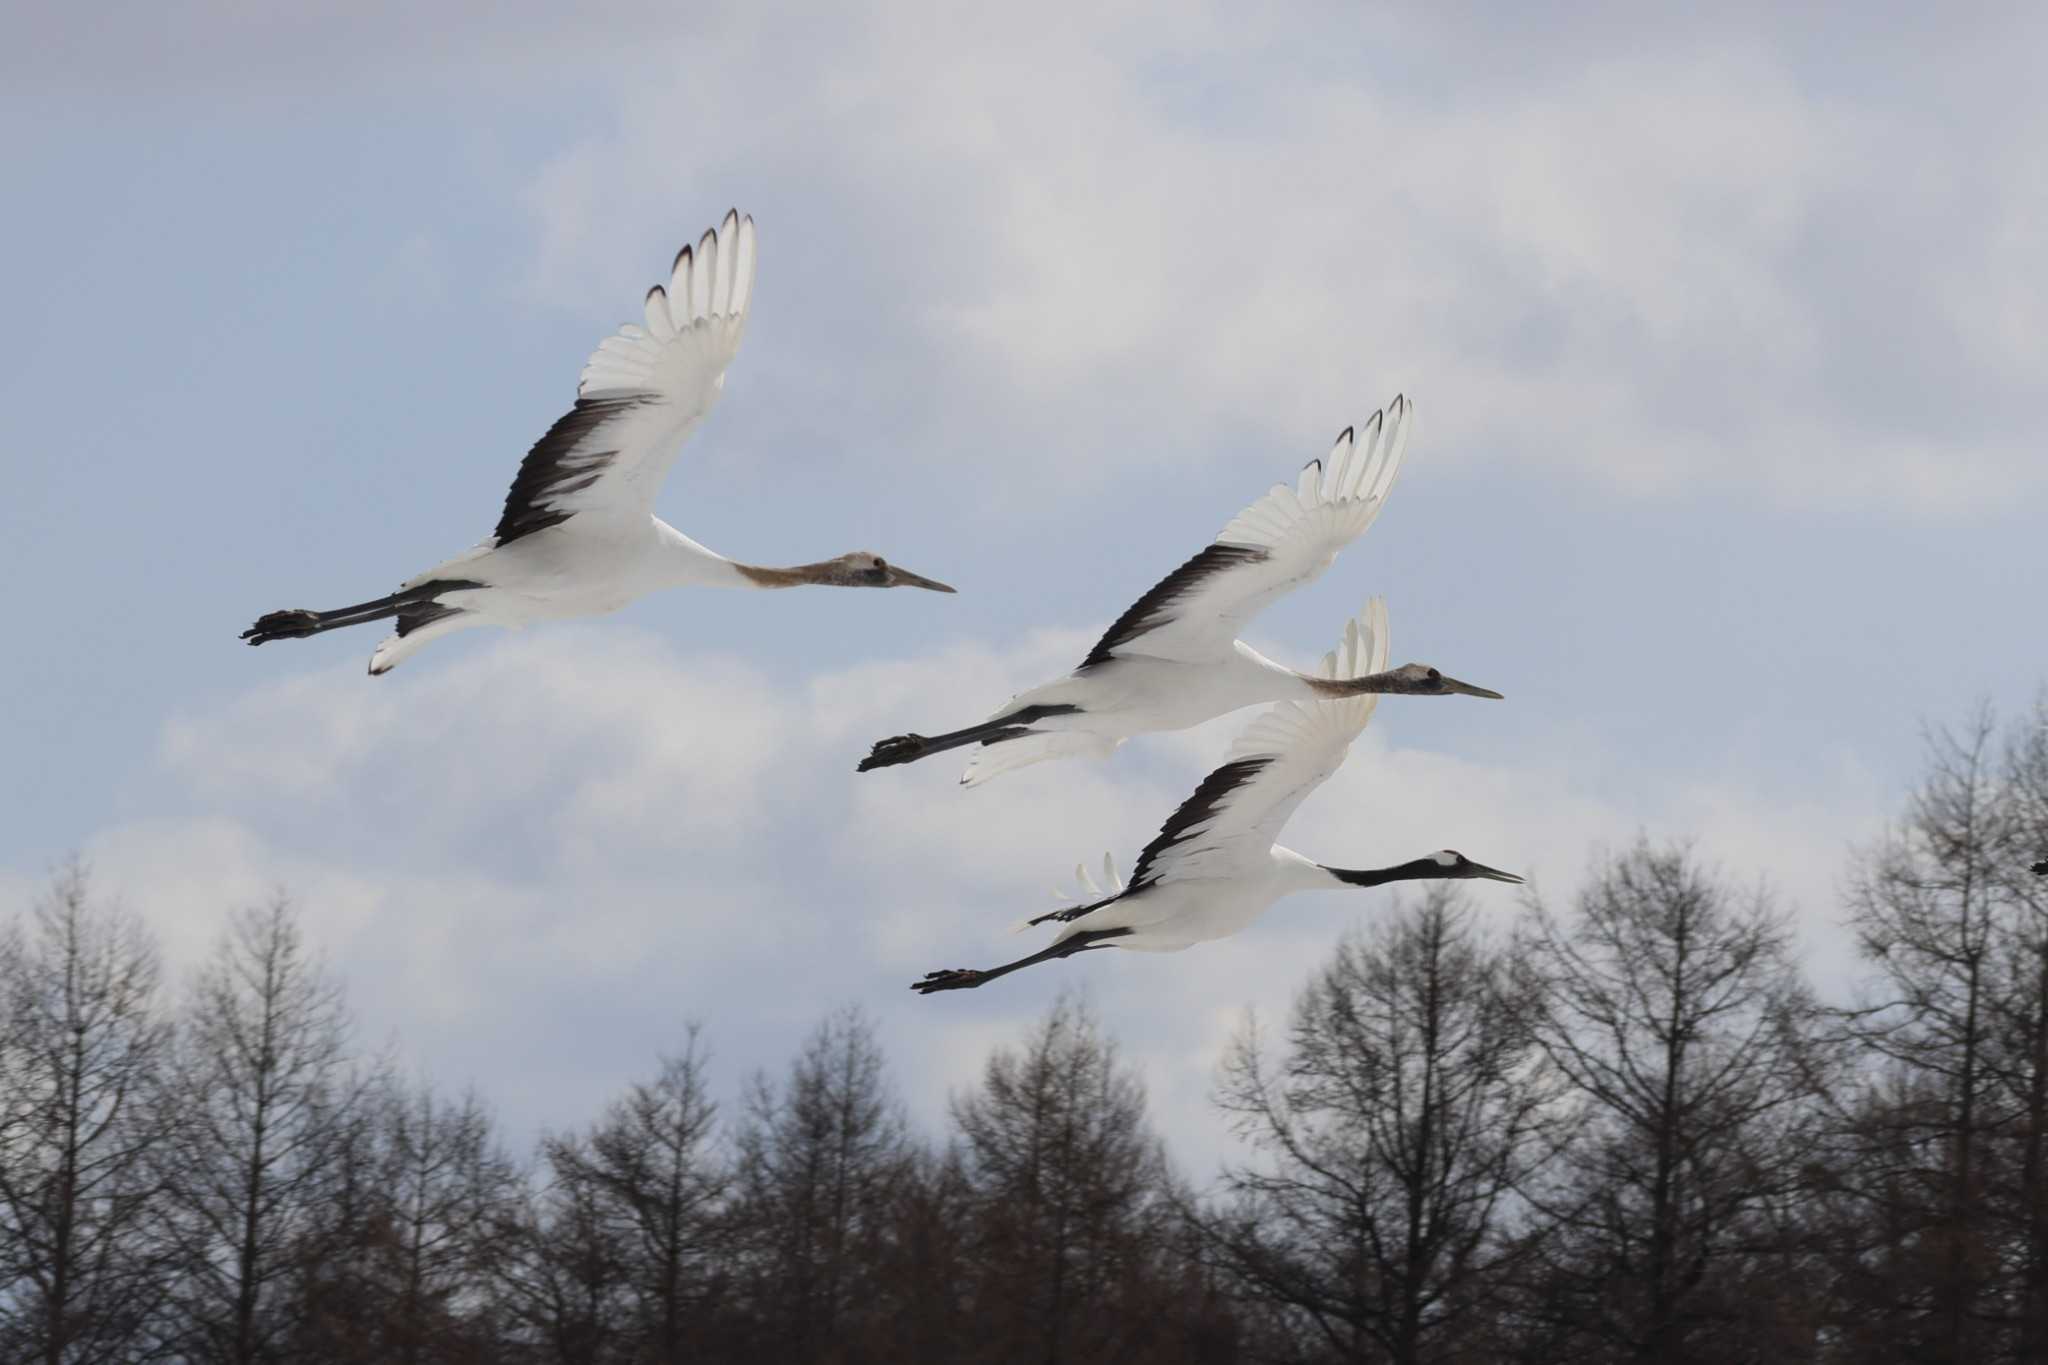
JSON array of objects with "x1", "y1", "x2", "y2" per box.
[
  {"x1": 1426, "y1": 668, "x2": 1442, "y2": 682},
  {"x1": 874, "y1": 558, "x2": 887, "y2": 571}
]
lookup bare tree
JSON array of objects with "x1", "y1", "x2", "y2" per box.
[
  {"x1": 287, "y1": 1073, "x2": 396, "y2": 1365},
  {"x1": 1835, "y1": 713, "x2": 2016, "y2": 1361},
  {"x1": 862, "y1": 1144, "x2": 978, "y2": 1361},
  {"x1": 151, "y1": 896, "x2": 370, "y2": 1365},
  {"x1": 1980, "y1": 696, "x2": 2048, "y2": 1358},
  {"x1": 949, "y1": 993, "x2": 1180, "y2": 1365},
  {"x1": 547, "y1": 1027, "x2": 732, "y2": 1362},
  {"x1": 367, "y1": 1082, "x2": 518, "y2": 1363},
  {"x1": 0, "y1": 864, "x2": 172, "y2": 1365},
  {"x1": 1516, "y1": 839, "x2": 1832, "y2": 1364},
  {"x1": 733, "y1": 1006, "x2": 908, "y2": 1358},
  {"x1": 497, "y1": 1143, "x2": 631, "y2": 1365},
  {"x1": 1203, "y1": 887, "x2": 1566, "y2": 1365}
]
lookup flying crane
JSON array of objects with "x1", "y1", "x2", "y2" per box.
[
  {"x1": 859, "y1": 397, "x2": 1495, "y2": 784},
  {"x1": 911, "y1": 599, "x2": 1521, "y2": 994},
  {"x1": 241, "y1": 210, "x2": 954, "y2": 676}
]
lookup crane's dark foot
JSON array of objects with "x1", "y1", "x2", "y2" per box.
[
  {"x1": 242, "y1": 609, "x2": 322, "y2": 645},
  {"x1": 859, "y1": 734, "x2": 928, "y2": 772},
  {"x1": 911, "y1": 968, "x2": 984, "y2": 994},
  {"x1": 2034, "y1": 859, "x2": 2048, "y2": 876}
]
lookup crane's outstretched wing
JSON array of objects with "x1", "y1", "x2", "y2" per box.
[
  {"x1": 1124, "y1": 597, "x2": 1391, "y2": 890},
  {"x1": 1077, "y1": 397, "x2": 1410, "y2": 669},
  {"x1": 492, "y1": 210, "x2": 758, "y2": 546}
]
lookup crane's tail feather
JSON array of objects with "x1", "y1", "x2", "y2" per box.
[
  {"x1": 961, "y1": 731, "x2": 1117, "y2": 788},
  {"x1": 367, "y1": 606, "x2": 487, "y2": 677}
]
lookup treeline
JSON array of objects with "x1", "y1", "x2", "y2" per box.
[{"x1": 2, "y1": 702, "x2": 2046, "y2": 1364}]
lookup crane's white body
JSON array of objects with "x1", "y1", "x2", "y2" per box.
[
  {"x1": 870, "y1": 398, "x2": 1417, "y2": 784},
  {"x1": 361, "y1": 214, "x2": 762, "y2": 674},
  {"x1": 911, "y1": 598, "x2": 1517, "y2": 996},
  {"x1": 1062, "y1": 848, "x2": 1338, "y2": 952},
  {"x1": 985, "y1": 642, "x2": 1315, "y2": 754},
  {"x1": 384, "y1": 522, "x2": 751, "y2": 668},
  {"x1": 1044, "y1": 600, "x2": 1395, "y2": 952},
  {"x1": 247, "y1": 212, "x2": 948, "y2": 674}
]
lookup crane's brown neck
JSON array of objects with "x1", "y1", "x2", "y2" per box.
[
  {"x1": 1324, "y1": 858, "x2": 1450, "y2": 887},
  {"x1": 734, "y1": 560, "x2": 854, "y2": 589}
]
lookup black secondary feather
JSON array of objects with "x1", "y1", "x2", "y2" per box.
[
  {"x1": 1078, "y1": 543, "x2": 1270, "y2": 669},
  {"x1": 493, "y1": 394, "x2": 658, "y2": 545},
  {"x1": 1126, "y1": 755, "x2": 1273, "y2": 890}
]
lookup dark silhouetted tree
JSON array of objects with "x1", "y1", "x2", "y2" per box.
[
  {"x1": 151, "y1": 896, "x2": 370, "y2": 1365},
  {"x1": 546, "y1": 1026, "x2": 732, "y2": 1362},
  {"x1": 733, "y1": 1005, "x2": 909, "y2": 1359},
  {"x1": 1834, "y1": 714, "x2": 2013, "y2": 1362},
  {"x1": 497, "y1": 1146, "x2": 630, "y2": 1365},
  {"x1": 0, "y1": 864, "x2": 172, "y2": 1365},
  {"x1": 370, "y1": 1082, "x2": 518, "y2": 1363},
  {"x1": 1515, "y1": 840, "x2": 1832, "y2": 1364},
  {"x1": 949, "y1": 993, "x2": 1186, "y2": 1365},
  {"x1": 1203, "y1": 887, "x2": 1566, "y2": 1365}
]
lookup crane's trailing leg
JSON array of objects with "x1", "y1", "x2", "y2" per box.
[
  {"x1": 910, "y1": 926, "x2": 1129, "y2": 994},
  {"x1": 858, "y1": 704, "x2": 1083, "y2": 772},
  {"x1": 240, "y1": 579, "x2": 483, "y2": 646}
]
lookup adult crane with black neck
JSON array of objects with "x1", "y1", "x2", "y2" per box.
[
  {"x1": 241, "y1": 210, "x2": 954, "y2": 676},
  {"x1": 911, "y1": 598, "x2": 1521, "y2": 994}
]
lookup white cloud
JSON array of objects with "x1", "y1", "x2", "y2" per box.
[
  {"x1": 486, "y1": 2, "x2": 2048, "y2": 514},
  {"x1": 28, "y1": 622, "x2": 1885, "y2": 1175}
]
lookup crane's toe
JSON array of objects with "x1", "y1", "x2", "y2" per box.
[
  {"x1": 911, "y1": 968, "x2": 983, "y2": 994},
  {"x1": 241, "y1": 609, "x2": 322, "y2": 645},
  {"x1": 859, "y1": 734, "x2": 928, "y2": 772}
]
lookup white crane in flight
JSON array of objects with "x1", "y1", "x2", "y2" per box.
[
  {"x1": 911, "y1": 599, "x2": 1520, "y2": 994},
  {"x1": 241, "y1": 209, "x2": 954, "y2": 676},
  {"x1": 859, "y1": 397, "x2": 1496, "y2": 784}
]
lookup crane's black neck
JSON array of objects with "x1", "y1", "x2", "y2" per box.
[{"x1": 1324, "y1": 858, "x2": 1451, "y2": 887}]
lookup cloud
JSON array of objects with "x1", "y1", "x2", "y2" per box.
[
  {"x1": 26, "y1": 622, "x2": 1884, "y2": 1175},
  {"x1": 482, "y1": 2, "x2": 2048, "y2": 515}
]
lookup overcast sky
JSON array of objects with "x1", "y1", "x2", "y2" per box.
[{"x1": 5, "y1": 2, "x2": 2045, "y2": 1172}]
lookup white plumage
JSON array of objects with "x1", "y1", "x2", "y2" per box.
[
  {"x1": 242, "y1": 210, "x2": 953, "y2": 676},
  {"x1": 860, "y1": 396, "x2": 1501, "y2": 784},
  {"x1": 912, "y1": 600, "x2": 1523, "y2": 995}
]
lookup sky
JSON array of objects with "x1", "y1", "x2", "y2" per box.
[{"x1": 5, "y1": 2, "x2": 2046, "y2": 1175}]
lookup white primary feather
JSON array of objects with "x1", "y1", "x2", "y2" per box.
[{"x1": 1096, "y1": 397, "x2": 1411, "y2": 667}]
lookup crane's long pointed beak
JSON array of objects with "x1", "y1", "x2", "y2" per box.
[
  {"x1": 1442, "y1": 675, "x2": 1504, "y2": 700},
  {"x1": 886, "y1": 565, "x2": 957, "y2": 593},
  {"x1": 1469, "y1": 861, "x2": 1524, "y2": 884}
]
